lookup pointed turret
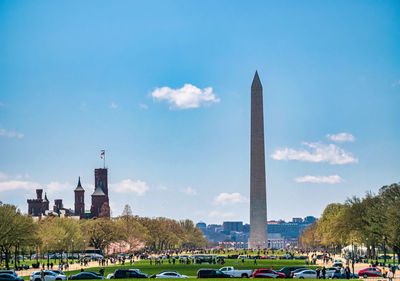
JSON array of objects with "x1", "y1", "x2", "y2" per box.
[
  {"x1": 74, "y1": 177, "x2": 85, "y2": 219},
  {"x1": 43, "y1": 192, "x2": 49, "y2": 202},
  {"x1": 75, "y1": 176, "x2": 84, "y2": 191},
  {"x1": 92, "y1": 182, "x2": 106, "y2": 196},
  {"x1": 251, "y1": 70, "x2": 262, "y2": 90}
]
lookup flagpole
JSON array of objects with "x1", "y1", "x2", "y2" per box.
[{"x1": 104, "y1": 150, "x2": 106, "y2": 169}]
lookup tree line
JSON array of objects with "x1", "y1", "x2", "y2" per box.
[
  {"x1": 299, "y1": 183, "x2": 400, "y2": 261},
  {"x1": 0, "y1": 202, "x2": 207, "y2": 269}
]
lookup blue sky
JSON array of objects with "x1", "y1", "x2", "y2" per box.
[{"x1": 0, "y1": 0, "x2": 399, "y2": 224}]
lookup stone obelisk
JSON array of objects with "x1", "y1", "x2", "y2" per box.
[{"x1": 249, "y1": 71, "x2": 268, "y2": 249}]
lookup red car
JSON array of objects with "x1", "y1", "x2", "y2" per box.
[
  {"x1": 260, "y1": 255, "x2": 277, "y2": 260},
  {"x1": 358, "y1": 267, "x2": 382, "y2": 278},
  {"x1": 253, "y1": 269, "x2": 285, "y2": 278}
]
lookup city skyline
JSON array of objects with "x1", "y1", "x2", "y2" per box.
[{"x1": 1, "y1": 1, "x2": 400, "y2": 224}]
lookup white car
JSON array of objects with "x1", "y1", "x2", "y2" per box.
[
  {"x1": 154, "y1": 271, "x2": 188, "y2": 278},
  {"x1": 219, "y1": 267, "x2": 252, "y2": 278},
  {"x1": 30, "y1": 271, "x2": 67, "y2": 281},
  {"x1": 293, "y1": 269, "x2": 317, "y2": 279},
  {"x1": 325, "y1": 267, "x2": 341, "y2": 278}
]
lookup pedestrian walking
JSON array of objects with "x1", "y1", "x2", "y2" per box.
[{"x1": 40, "y1": 269, "x2": 45, "y2": 281}]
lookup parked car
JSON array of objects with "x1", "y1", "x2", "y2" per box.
[
  {"x1": 107, "y1": 269, "x2": 147, "y2": 279},
  {"x1": 0, "y1": 274, "x2": 24, "y2": 281},
  {"x1": 332, "y1": 262, "x2": 343, "y2": 268},
  {"x1": 278, "y1": 267, "x2": 307, "y2": 278},
  {"x1": 260, "y1": 255, "x2": 277, "y2": 260},
  {"x1": 68, "y1": 272, "x2": 105, "y2": 280},
  {"x1": 0, "y1": 272, "x2": 17, "y2": 277},
  {"x1": 253, "y1": 269, "x2": 285, "y2": 278},
  {"x1": 152, "y1": 271, "x2": 187, "y2": 278},
  {"x1": 325, "y1": 267, "x2": 341, "y2": 278},
  {"x1": 293, "y1": 269, "x2": 317, "y2": 279},
  {"x1": 357, "y1": 267, "x2": 382, "y2": 278},
  {"x1": 30, "y1": 271, "x2": 67, "y2": 281},
  {"x1": 290, "y1": 268, "x2": 310, "y2": 278},
  {"x1": 197, "y1": 269, "x2": 231, "y2": 278},
  {"x1": 219, "y1": 267, "x2": 252, "y2": 278},
  {"x1": 332, "y1": 272, "x2": 359, "y2": 279},
  {"x1": 50, "y1": 271, "x2": 65, "y2": 276}
]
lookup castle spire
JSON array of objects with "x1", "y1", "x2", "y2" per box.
[{"x1": 75, "y1": 176, "x2": 84, "y2": 191}]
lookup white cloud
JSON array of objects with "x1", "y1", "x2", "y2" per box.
[
  {"x1": 151, "y1": 84, "x2": 220, "y2": 110},
  {"x1": 326, "y1": 133, "x2": 355, "y2": 143},
  {"x1": 110, "y1": 102, "x2": 118, "y2": 109},
  {"x1": 0, "y1": 172, "x2": 7, "y2": 180},
  {"x1": 0, "y1": 180, "x2": 37, "y2": 192},
  {"x1": 213, "y1": 192, "x2": 249, "y2": 205},
  {"x1": 209, "y1": 210, "x2": 234, "y2": 218},
  {"x1": 0, "y1": 126, "x2": 24, "y2": 138},
  {"x1": 139, "y1": 104, "x2": 149, "y2": 110},
  {"x1": 294, "y1": 175, "x2": 343, "y2": 184},
  {"x1": 183, "y1": 186, "x2": 197, "y2": 196},
  {"x1": 111, "y1": 179, "x2": 149, "y2": 196},
  {"x1": 271, "y1": 142, "x2": 358, "y2": 165},
  {"x1": 46, "y1": 181, "x2": 74, "y2": 195}
]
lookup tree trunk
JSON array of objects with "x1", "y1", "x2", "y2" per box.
[{"x1": 5, "y1": 249, "x2": 10, "y2": 270}]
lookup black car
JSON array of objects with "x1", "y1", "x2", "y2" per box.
[
  {"x1": 111, "y1": 269, "x2": 148, "y2": 279},
  {"x1": 68, "y1": 272, "x2": 105, "y2": 280},
  {"x1": 197, "y1": 269, "x2": 231, "y2": 278},
  {"x1": 278, "y1": 267, "x2": 308, "y2": 278},
  {"x1": 0, "y1": 274, "x2": 24, "y2": 281},
  {"x1": 0, "y1": 272, "x2": 17, "y2": 277}
]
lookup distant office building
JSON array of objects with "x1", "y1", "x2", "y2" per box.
[
  {"x1": 304, "y1": 216, "x2": 317, "y2": 224},
  {"x1": 292, "y1": 217, "x2": 303, "y2": 223},
  {"x1": 196, "y1": 222, "x2": 207, "y2": 233},
  {"x1": 223, "y1": 221, "x2": 243, "y2": 232}
]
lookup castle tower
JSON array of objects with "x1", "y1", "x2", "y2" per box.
[
  {"x1": 95, "y1": 168, "x2": 108, "y2": 198},
  {"x1": 74, "y1": 177, "x2": 85, "y2": 219},
  {"x1": 42, "y1": 193, "x2": 49, "y2": 213},
  {"x1": 53, "y1": 199, "x2": 63, "y2": 214},
  {"x1": 27, "y1": 188, "x2": 45, "y2": 216},
  {"x1": 90, "y1": 178, "x2": 109, "y2": 218},
  {"x1": 249, "y1": 71, "x2": 268, "y2": 249}
]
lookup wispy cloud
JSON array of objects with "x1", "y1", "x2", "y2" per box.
[
  {"x1": 326, "y1": 133, "x2": 355, "y2": 143},
  {"x1": 209, "y1": 210, "x2": 234, "y2": 218},
  {"x1": 0, "y1": 102, "x2": 4, "y2": 106},
  {"x1": 0, "y1": 180, "x2": 37, "y2": 192},
  {"x1": 294, "y1": 175, "x2": 343, "y2": 184},
  {"x1": 183, "y1": 186, "x2": 197, "y2": 196},
  {"x1": 0, "y1": 126, "x2": 24, "y2": 139},
  {"x1": 110, "y1": 102, "x2": 118, "y2": 109},
  {"x1": 271, "y1": 142, "x2": 358, "y2": 165},
  {"x1": 0, "y1": 172, "x2": 7, "y2": 180},
  {"x1": 151, "y1": 84, "x2": 220, "y2": 110},
  {"x1": 213, "y1": 192, "x2": 249, "y2": 205},
  {"x1": 111, "y1": 179, "x2": 149, "y2": 196}
]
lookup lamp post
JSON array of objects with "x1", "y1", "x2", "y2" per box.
[
  {"x1": 72, "y1": 239, "x2": 74, "y2": 264},
  {"x1": 351, "y1": 240, "x2": 355, "y2": 274},
  {"x1": 58, "y1": 239, "x2": 62, "y2": 264},
  {"x1": 383, "y1": 235, "x2": 387, "y2": 264}
]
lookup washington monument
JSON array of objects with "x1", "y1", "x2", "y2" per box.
[{"x1": 249, "y1": 71, "x2": 268, "y2": 249}]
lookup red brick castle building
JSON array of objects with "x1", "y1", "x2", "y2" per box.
[{"x1": 27, "y1": 168, "x2": 111, "y2": 219}]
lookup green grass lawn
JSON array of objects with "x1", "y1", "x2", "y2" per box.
[{"x1": 23, "y1": 259, "x2": 318, "y2": 280}]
